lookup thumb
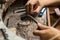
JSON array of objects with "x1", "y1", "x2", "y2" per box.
[
  {"x1": 33, "y1": 30, "x2": 47, "y2": 36},
  {"x1": 38, "y1": 23, "x2": 49, "y2": 30}
]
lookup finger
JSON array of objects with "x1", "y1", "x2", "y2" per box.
[
  {"x1": 37, "y1": 23, "x2": 49, "y2": 30},
  {"x1": 54, "y1": 8, "x2": 60, "y2": 16},
  {"x1": 25, "y1": 0, "x2": 31, "y2": 13},
  {"x1": 33, "y1": 2, "x2": 39, "y2": 10},
  {"x1": 29, "y1": 4, "x2": 34, "y2": 14},
  {"x1": 25, "y1": 1, "x2": 34, "y2": 14},
  {"x1": 33, "y1": 6, "x2": 43, "y2": 14},
  {"x1": 33, "y1": 30, "x2": 46, "y2": 36},
  {"x1": 25, "y1": 0, "x2": 30, "y2": 5},
  {"x1": 26, "y1": 5, "x2": 30, "y2": 13}
]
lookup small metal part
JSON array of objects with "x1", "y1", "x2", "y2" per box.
[
  {"x1": 14, "y1": 6, "x2": 26, "y2": 13},
  {"x1": 14, "y1": 9, "x2": 26, "y2": 13}
]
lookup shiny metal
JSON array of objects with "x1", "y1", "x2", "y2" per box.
[{"x1": 27, "y1": 15, "x2": 39, "y2": 24}]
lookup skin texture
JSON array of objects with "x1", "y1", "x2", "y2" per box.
[
  {"x1": 26, "y1": 0, "x2": 60, "y2": 40},
  {"x1": 26, "y1": 0, "x2": 60, "y2": 14},
  {"x1": 33, "y1": 23, "x2": 60, "y2": 40}
]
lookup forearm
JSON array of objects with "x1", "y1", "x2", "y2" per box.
[{"x1": 40, "y1": 0, "x2": 60, "y2": 6}]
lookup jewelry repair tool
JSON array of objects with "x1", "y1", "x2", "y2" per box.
[{"x1": 27, "y1": 15, "x2": 39, "y2": 24}]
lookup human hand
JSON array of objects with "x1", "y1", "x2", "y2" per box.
[
  {"x1": 33, "y1": 23, "x2": 60, "y2": 40},
  {"x1": 26, "y1": 0, "x2": 44, "y2": 14},
  {"x1": 26, "y1": 0, "x2": 60, "y2": 15}
]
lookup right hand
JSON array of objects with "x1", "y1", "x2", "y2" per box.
[{"x1": 33, "y1": 23, "x2": 60, "y2": 40}]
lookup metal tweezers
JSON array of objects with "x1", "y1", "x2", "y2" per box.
[{"x1": 27, "y1": 15, "x2": 39, "y2": 24}]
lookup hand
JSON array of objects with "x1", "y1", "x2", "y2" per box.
[
  {"x1": 26, "y1": 0, "x2": 44, "y2": 14},
  {"x1": 26, "y1": 0, "x2": 59, "y2": 14},
  {"x1": 33, "y1": 23, "x2": 60, "y2": 40}
]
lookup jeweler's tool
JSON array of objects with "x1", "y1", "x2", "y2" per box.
[
  {"x1": 14, "y1": 6, "x2": 39, "y2": 24},
  {"x1": 27, "y1": 15, "x2": 41, "y2": 30},
  {"x1": 14, "y1": 6, "x2": 26, "y2": 13},
  {"x1": 27, "y1": 15, "x2": 39, "y2": 24}
]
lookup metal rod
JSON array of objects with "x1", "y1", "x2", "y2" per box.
[
  {"x1": 27, "y1": 15, "x2": 39, "y2": 24},
  {"x1": 52, "y1": 17, "x2": 60, "y2": 27}
]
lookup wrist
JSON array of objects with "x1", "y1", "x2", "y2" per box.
[
  {"x1": 49, "y1": 32, "x2": 60, "y2": 40},
  {"x1": 39, "y1": 0, "x2": 60, "y2": 7}
]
